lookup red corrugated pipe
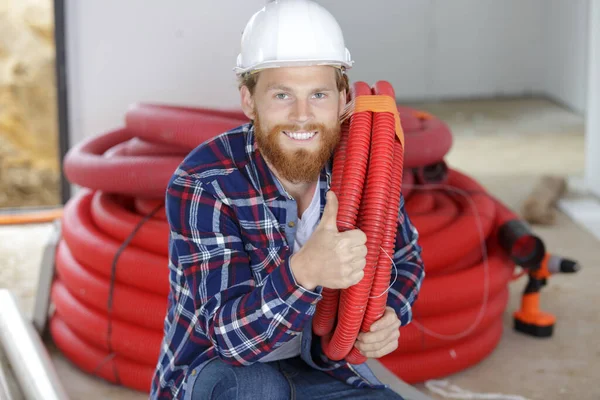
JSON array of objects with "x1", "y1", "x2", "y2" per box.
[
  {"x1": 314, "y1": 81, "x2": 405, "y2": 364},
  {"x1": 52, "y1": 84, "x2": 559, "y2": 392}
]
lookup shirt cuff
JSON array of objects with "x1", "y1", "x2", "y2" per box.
[{"x1": 270, "y1": 254, "x2": 322, "y2": 314}]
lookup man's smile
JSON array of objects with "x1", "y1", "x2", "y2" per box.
[{"x1": 282, "y1": 130, "x2": 318, "y2": 142}]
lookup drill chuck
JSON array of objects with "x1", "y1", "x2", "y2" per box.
[{"x1": 547, "y1": 255, "x2": 581, "y2": 274}]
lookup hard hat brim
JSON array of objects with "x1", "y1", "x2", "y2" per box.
[{"x1": 234, "y1": 58, "x2": 354, "y2": 76}]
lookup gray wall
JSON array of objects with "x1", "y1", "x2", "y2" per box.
[
  {"x1": 585, "y1": 0, "x2": 600, "y2": 196},
  {"x1": 321, "y1": 0, "x2": 590, "y2": 113},
  {"x1": 64, "y1": 0, "x2": 590, "y2": 145},
  {"x1": 541, "y1": 0, "x2": 589, "y2": 114},
  {"x1": 320, "y1": 0, "x2": 545, "y2": 101}
]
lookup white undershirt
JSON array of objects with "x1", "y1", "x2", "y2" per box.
[
  {"x1": 259, "y1": 184, "x2": 321, "y2": 363},
  {"x1": 293, "y1": 184, "x2": 321, "y2": 253}
]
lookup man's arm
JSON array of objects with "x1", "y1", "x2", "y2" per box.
[
  {"x1": 386, "y1": 193, "x2": 426, "y2": 326},
  {"x1": 165, "y1": 174, "x2": 322, "y2": 366}
]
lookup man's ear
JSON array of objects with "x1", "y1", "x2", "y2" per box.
[
  {"x1": 338, "y1": 88, "x2": 347, "y2": 117},
  {"x1": 240, "y1": 85, "x2": 256, "y2": 120}
]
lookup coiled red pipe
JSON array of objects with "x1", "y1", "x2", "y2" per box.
[
  {"x1": 61, "y1": 189, "x2": 169, "y2": 295},
  {"x1": 51, "y1": 280, "x2": 162, "y2": 365},
  {"x1": 104, "y1": 137, "x2": 189, "y2": 158},
  {"x1": 382, "y1": 319, "x2": 504, "y2": 384},
  {"x1": 312, "y1": 82, "x2": 371, "y2": 349},
  {"x1": 63, "y1": 128, "x2": 183, "y2": 198},
  {"x1": 397, "y1": 288, "x2": 508, "y2": 354},
  {"x1": 50, "y1": 316, "x2": 154, "y2": 392},
  {"x1": 52, "y1": 88, "x2": 531, "y2": 392},
  {"x1": 134, "y1": 198, "x2": 167, "y2": 220},
  {"x1": 125, "y1": 104, "x2": 247, "y2": 149},
  {"x1": 55, "y1": 240, "x2": 167, "y2": 330},
  {"x1": 90, "y1": 191, "x2": 168, "y2": 256},
  {"x1": 314, "y1": 81, "x2": 405, "y2": 364},
  {"x1": 63, "y1": 103, "x2": 450, "y2": 198}
]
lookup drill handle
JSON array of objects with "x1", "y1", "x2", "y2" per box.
[{"x1": 524, "y1": 276, "x2": 546, "y2": 294}]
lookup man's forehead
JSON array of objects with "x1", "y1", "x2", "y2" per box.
[{"x1": 258, "y1": 66, "x2": 337, "y2": 90}]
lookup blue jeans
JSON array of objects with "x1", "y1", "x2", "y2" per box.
[{"x1": 192, "y1": 356, "x2": 404, "y2": 400}]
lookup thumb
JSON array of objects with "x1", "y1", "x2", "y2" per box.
[{"x1": 319, "y1": 191, "x2": 339, "y2": 231}]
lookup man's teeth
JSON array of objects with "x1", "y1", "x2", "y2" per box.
[{"x1": 285, "y1": 131, "x2": 316, "y2": 140}]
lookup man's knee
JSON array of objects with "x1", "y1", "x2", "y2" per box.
[
  {"x1": 192, "y1": 359, "x2": 238, "y2": 399},
  {"x1": 192, "y1": 358, "x2": 290, "y2": 400}
]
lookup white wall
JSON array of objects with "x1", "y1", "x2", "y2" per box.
[
  {"x1": 541, "y1": 0, "x2": 590, "y2": 114},
  {"x1": 319, "y1": 0, "x2": 545, "y2": 101},
  {"x1": 585, "y1": 0, "x2": 600, "y2": 196},
  {"x1": 65, "y1": 0, "x2": 266, "y2": 146},
  {"x1": 65, "y1": 0, "x2": 590, "y2": 145}
]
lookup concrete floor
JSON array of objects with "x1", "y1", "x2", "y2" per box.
[{"x1": 1, "y1": 97, "x2": 598, "y2": 400}]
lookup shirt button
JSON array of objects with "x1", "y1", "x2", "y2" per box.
[{"x1": 288, "y1": 221, "x2": 296, "y2": 228}]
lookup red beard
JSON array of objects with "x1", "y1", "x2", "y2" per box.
[{"x1": 254, "y1": 114, "x2": 341, "y2": 183}]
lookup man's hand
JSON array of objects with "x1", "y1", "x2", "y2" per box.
[
  {"x1": 290, "y1": 191, "x2": 368, "y2": 290},
  {"x1": 354, "y1": 307, "x2": 400, "y2": 358}
]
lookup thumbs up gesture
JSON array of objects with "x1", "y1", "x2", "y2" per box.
[{"x1": 290, "y1": 191, "x2": 368, "y2": 291}]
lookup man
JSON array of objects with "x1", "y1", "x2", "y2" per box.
[{"x1": 150, "y1": 1, "x2": 425, "y2": 399}]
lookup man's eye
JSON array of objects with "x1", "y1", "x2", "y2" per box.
[
  {"x1": 275, "y1": 93, "x2": 288, "y2": 100},
  {"x1": 313, "y1": 93, "x2": 326, "y2": 99}
]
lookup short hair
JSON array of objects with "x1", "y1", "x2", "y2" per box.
[{"x1": 238, "y1": 67, "x2": 349, "y2": 96}]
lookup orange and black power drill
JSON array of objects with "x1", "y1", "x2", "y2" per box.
[
  {"x1": 498, "y1": 220, "x2": 581, "y2": 337},
  {"x1": 513, "y1": 252, "x2": 580, "y2": 337}
]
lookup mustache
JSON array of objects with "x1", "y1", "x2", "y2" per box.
[{"x1": 269, "y1": 123, "x2": 326, "y2": 134}]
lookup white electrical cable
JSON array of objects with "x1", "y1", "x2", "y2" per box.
[
  {"x1": 337, "y1": 217, "x2": 400, "y2": 300},
  {"x1": 425, "y1": 380, "x2": 531, "y2": 400},
  {"x1": 406, "y1": 183, "x2": 530, "y2": 400},
  {"x1": 335, "y1": 181, "x2": 492, "y2": 338},
  {"x1": 399, "y1": 182, "x2": 491, "y2": 341},
  {"x1": 334, "y1": 172, "x2": 530, "y2": 400}
]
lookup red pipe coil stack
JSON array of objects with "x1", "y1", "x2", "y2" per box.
[{"x1": 52, "y1": 80, "x2": 524, "y2": 392}]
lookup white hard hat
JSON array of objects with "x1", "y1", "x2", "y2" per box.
[{"x1": 234, "y1": 0, "x2": 354, "y2": 76}]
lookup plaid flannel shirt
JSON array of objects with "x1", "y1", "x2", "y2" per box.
[{"x1": 150, "y1": 123, "x2": 425, "y2": 399}]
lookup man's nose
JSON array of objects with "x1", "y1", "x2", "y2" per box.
[{"x1": 290, "y1": 98, "x2": 312, "y2": 124}]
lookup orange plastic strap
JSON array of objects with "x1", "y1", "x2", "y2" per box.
[
  {"x1": 353, "y1": 95, "x2": 404, "y2": 148},
  {"x1": 0, "y1": 208, "x2": 63, "y2": 225}
]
